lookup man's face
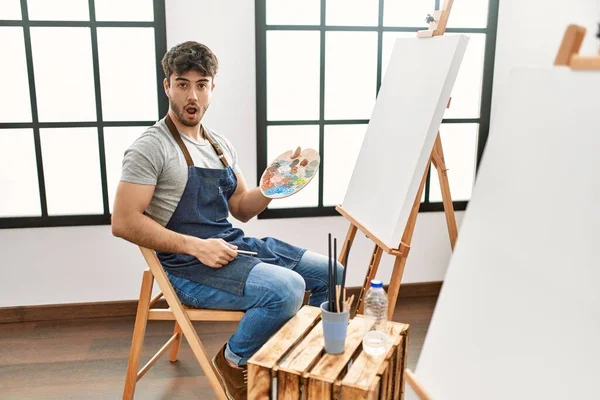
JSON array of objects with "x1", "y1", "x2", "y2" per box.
[{"x1": 164, "y1": 70, "x2": 215, "y2": 127}]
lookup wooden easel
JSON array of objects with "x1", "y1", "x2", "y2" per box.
[
  {"x1": 403, "y1": 23, "x2": 600, "y2": 400},
  {"x1": 336, "y1": 0, "x2": 458, "y2": 320},
  {"x1": 554, "y1": 24, "x2": 600, "y2": 69}
]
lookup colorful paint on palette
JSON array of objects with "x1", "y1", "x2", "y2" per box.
[{"x1": 260, "y1": 149, "x2": 320, "y2": 199}]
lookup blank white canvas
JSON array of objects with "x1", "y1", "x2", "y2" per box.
[
  {"x1": 411, "y1": 67, "x2": 600, "y2": 399},
  {"x1": 341, "y1": 35, "x2": 468, "y2": 250}
]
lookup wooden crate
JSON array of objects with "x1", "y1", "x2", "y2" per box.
[{"x1": 248, "y1": 306, "x2": 410, "y2": 399}]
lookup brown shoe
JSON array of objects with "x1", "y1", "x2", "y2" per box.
[{"x1": 212, "y1": 345, "x2": 247, "y2": 400}]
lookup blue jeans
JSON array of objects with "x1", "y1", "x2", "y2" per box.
[{"x1": 166, "y1": 250, "x2": 344, "y2": 366}]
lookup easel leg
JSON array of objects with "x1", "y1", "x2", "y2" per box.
[
  {"x1": 387, "y1": 256, "x2": 408, "y2": 320},
  {"x1": 401, "y1": 157, "x2": 430, "y2": 247},
  {"x1": 339, "y1": 224, "x2": 358, "y2": 266},
  {"x1": 432, "y1": 134, "x2": 458, "y2": 249},
  {"x1": 356, "y1": 244, "x2": 384, "y2": 314},
  {"x1": 123, "y1": 270, "x2": 154, "y2": 400}
]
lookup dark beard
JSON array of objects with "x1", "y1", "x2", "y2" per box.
[{"x1": 170, "y1": 101, "x2": 209, "y2": 127}]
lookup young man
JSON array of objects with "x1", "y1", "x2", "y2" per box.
[{"x1": 111, "y1": 41, "x2": 343, "y2": 400}]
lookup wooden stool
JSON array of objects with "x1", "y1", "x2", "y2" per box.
[
  {"x1": 248, "y1": 306, "x2": 410, "y2": 399},
  {"x1": 123, "y1": 246, "x2": 244, "y2": 400}
]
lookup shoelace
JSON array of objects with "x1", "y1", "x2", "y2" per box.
[{"x1": 243, "y1": 369, "x2": 248, "y2": 384}]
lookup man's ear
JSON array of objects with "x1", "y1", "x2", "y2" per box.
[{"x1": 163, "y1": 78, "x2": 170, "y2": 97}]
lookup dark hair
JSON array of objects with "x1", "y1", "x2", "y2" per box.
[{"x1": 161, "y1": 41, "x2": 219, "y2": 84}]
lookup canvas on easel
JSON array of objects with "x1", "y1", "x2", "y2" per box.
[
  {"x1": 405, "y1": 24, "x2": 600, "y2": 399},
  {"x1": 336, "y1": 0, "x2": 465, "y2": 318}
]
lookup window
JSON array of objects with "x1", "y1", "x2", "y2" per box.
[
  {"x1": 0, "y1": 0, "x2": 167, "y2": 228},
  {"x1": 255, "y1": 0, "x2": 499, "y2": 218}
]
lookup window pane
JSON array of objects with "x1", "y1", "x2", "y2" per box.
[
  {"x1": 444, "y1": 34, "x2": 485, "y2": 118},
  {"x1": 323, "y1": 124, "x2": 367, "y2": 206},
  {"x1": 325, "y1": 32, "x2": 377, "y2": 120},
  {"x1": 326, "y1": 0, "x2": 379, "y2": 27},
  {"x1": 0, "y1": 0, "x2": 22, "y2": 19},
  {"x1": 0, "y1": 28, "x2": 32, "y2": 123},
  {"x1": 97, "y1": 27, "x2": 158, "y2": 121},
  {"x1": 30, "y1": 27, "x2": 97, "y2": 122},
  {"x1": 94, "y1": 0, "x2": 153, "y2": 21},
  {"x1": 266, "y1": 0, "x2": 320, "y2": 25},
  {"x1": 27, "y1": 0, "x2": 89, "y2": 21},
  {"x1": 266, "y1": 125, "x2": 319, "y2": 209},
  {"x1": 0, "y1": 129, "x2": 40, "y2": 217},
  {"x1": 381, "y1": 32, "x2": 416, "y2": 80},
  {"x1": 267, "y1": 31, "x2": 320, "y2": 121},
  {"x1": 428, "y1": 123, "x2": 478, "y2": 202},
  {"x1": 383, "y1": 0, "x2": 433, "y2": 27},
  {"x1": 104, "y1": 126, "x2": 145, "y2": 213},
  {"x1": 41, "y1": 128, "x2": 103, "y2": 215},
  {"x1": 446, "y1": 0, "x2": 488, "y2": 28}
]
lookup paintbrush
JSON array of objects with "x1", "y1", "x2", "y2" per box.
[
  {"x1": 345, "y1": 294, "x2": 355, "y2": 311},
  {"x1": 333, "y1": 238, "x2": 338, "y2": 312},
  {"x1": 236, "y1": 250, "x2": 257, "y2": 255},
  {"x1": 328, "y1": 233, "x2": 333, "y2": 312}
]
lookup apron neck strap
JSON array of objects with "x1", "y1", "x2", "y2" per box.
[{"x1": 164, "y1": 114, "x2": 230, "y2": 168}]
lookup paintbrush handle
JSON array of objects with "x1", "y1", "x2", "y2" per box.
[
  {"x1": 328, "y1": 233, "x2": 333, "y2": 312},
  {"x1": 236, "y1": 250, "x2": 257, "y2": 255},
  {"x1": 345, "y1": 294, "x2": 355, "y2": 310}
]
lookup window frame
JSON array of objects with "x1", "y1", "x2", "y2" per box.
[
  {"x1": 255, "y1": 0, "x2": 500, "y2": 219},
  {"x1": 0, "y1": 0, "x2": 168, "y2": 229}
]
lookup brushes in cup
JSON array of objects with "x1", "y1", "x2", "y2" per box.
[{"x1": 327, "y1": 235, "x2": 353, "y2": 313}]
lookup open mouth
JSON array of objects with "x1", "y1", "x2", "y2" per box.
[{"x1": 185, "y1": 106, "x2": 198, "y2": 116}]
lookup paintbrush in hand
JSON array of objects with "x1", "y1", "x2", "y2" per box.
[{"x1": 236, "y1": 250, "x2": 257, "y2": 255}]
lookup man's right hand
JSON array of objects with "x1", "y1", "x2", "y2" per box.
[{"x1": 190, "y1": 238, "x2": 238, "y2": 268}]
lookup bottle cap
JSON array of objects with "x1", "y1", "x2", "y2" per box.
[{"x1": 370, "y1": 279, "x2": 383, "y2": 288}]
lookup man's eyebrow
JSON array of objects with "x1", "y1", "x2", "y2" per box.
[{"x1": 174, "y1": 77, "x2": 209, "y2": 83}]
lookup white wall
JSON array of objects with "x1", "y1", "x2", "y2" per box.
[{"x1": 3, "y1": 0, "x2": 595, "y2": 307}]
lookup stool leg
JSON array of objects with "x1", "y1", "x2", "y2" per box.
[
  {"x1": 169, "y1": 321, "x2": 183, "y2": 362},
  {"x1": 123, "y1": 270, "x2": 154, "y2": 400}
]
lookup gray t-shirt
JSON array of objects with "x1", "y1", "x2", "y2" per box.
[{"x1": 120, "y1": 118, "x2": 241, "y2": 226}]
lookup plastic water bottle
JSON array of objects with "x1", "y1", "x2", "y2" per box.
[{"x1": 362, "y1": 279, "x2": 389, "y2": 356}]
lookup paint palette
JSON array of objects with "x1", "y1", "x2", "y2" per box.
[{"x1": 260, "y1": 148, "x2": 320, "y2": 199}]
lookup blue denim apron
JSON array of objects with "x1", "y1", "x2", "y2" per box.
[{"x1": 156, "y1": 115, "x2": 306, "y2": 296}]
